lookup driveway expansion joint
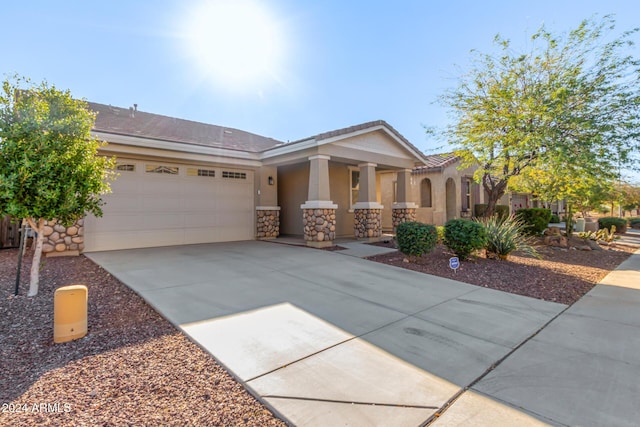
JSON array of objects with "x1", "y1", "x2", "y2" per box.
[
  {"x1": 422, "y1": 300, "x2": 574, "y2": 425},
  {"x1": 263, "y1": 395, "x2": 439, "y2": 409}
]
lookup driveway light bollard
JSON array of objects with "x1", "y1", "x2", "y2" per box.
[{"x1": 54, "y1": 285, "x2": 88, "y2": 343}]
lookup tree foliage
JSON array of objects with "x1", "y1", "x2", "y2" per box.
[
  {"x1": 441, "y1": 16, "x2": 640, "y2": 217},
  {"x1": 0, "y1": 76, "x2": 115, "y2": 296}
]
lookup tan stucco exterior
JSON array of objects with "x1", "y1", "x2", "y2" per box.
[
  {"x1": 380, "y1": 162, "x2": 484, "y2": 228},
  {"x1": 88, "y1": 109, "x2": 498, "y2": 250}
]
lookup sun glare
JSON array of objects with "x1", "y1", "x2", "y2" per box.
[{"x1": 182, "y1": 0, "x2": 285, "y2": 91}]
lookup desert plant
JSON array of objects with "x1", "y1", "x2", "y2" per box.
[
  {"x1": 475, "y1": 215, "x2": 539, "y2": 259},
  {"x1": 597, "y1": 226, "x2": 618, "y2": 243},
  {"x1": 474, "y1": 204, "x2": 509, "y2": 220},
  {"x1": 577, "y1": 231, "x2": 597, "y2": 240},
  {"x1": 598, "y1": 217, "x2": 627, "y2": 234},
  {"x1": 444, "y1": 219, "x2": 487, "y2": 260},
  {"x1": 515, "y1": 208, "x2": 552, "y2": 235},
  {"x1": 395, "y1": 221, "x2": 437, "y2": 257}
]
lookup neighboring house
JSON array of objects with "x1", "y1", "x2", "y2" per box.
[{"x1": 43, "y1": 102, "x2": 494, "y2": 254}]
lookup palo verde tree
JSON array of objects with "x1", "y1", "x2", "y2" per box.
[
  {"x1": 440, "y1": 15, "x2": 640, "y2": 217},
  {"x1": 0, "y1": 76, "x2": 115, "y2": 296}
]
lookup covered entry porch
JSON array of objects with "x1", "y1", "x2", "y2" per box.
[{"x1": 260, "y1": 121, "x2": 425, "y2": 247}]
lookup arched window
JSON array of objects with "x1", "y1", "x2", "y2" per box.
[{"x1": 420, "y1": 178, "x2": 432, "y2": 207}]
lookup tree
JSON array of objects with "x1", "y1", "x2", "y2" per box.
[
  {"x1": 0, "y1": 76, "x2": 115, "y2": 296},
  {"x1": 619, "y1": 183, "x2": 640, "y2": 215},
  {"x1": 440, "y1": 16, "x2": 640, "y2": 217}
]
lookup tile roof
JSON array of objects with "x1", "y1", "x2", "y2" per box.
[
  {"x1": 88, "y1": 102, "x2": 284, "y2": 153},
  {"x1": 412, "y1": 153, "x2": 459, "y2": 173},
  {"x1": 282, "y1": 120, "x2": 426, "y2": 161}
]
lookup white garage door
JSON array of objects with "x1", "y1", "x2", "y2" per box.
[{"x1": 84, "y1": 160, "x2": 254, "y2": 251}]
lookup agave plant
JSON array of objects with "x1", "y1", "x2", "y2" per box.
[{"x1": 474, "y1": 215, "x2": 539, "y2": 260}]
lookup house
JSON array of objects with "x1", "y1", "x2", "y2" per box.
[{"x1": 40, "y1": 103, "x2": 489, "y2": 254}]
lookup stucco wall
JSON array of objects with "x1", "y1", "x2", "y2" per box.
[
  {"x1": 256, "y1": 166, "x2": 278, "y2": 207},
  {"x1": 380, "y1": 163, "x2": 482, "y2": 227},
  {"x1": 278, "y1": 161, "x2": 388, "y2": 238},
  {"x1": 328, "y1": 163, "x2": 355, "y2": 237},
  {"x1": 277, "y1": 163, "x2": 309, "y2": 235}
]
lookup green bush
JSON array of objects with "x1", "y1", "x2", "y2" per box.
[
  {"x1": 474, "y1": 215, "x2": 539, "y2": 259},
  {"x1": 515, "y1": 208, "x2": 552, "y2": 235},
  {"x1": 436, "y1": 225, "x2": 445, "y2": 244},
  {"x1": 598, "y1": 217, "x2": 627, "y2": 234},
  {"x1": 474, "y1": 204, "x2": 509, "y2": 220},
  {"x1": 396, "y1": 221, "x2": 438, "y2": 257},
  {"x1": 550, "y1": 213, "x2": 560, "y2": 223},
  {"x1": 444, "y1": 219, "x2": 487, "y2": 260},
  {"x1": 628, "y1": 217, "x2": 640, "y2": 229}
]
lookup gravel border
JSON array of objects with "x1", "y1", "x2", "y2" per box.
[{"x1": 1, "y1": 249, "x2": 287, "y2": 427}]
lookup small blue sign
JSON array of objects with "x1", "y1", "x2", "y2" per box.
[{"x1": 449, "y1": 257, "x2": 460, "y2": 271}]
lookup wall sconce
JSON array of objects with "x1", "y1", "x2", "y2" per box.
[{"x1": 268, "y1": 176, "x2": 274, "y2": 185}]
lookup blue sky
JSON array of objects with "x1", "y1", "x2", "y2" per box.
[{"x1": 2, "y1": 1, "x2": 639, "y2": 179}]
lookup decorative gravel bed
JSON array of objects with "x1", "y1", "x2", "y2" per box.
[
  {"x1": 368, "y1": 239, "x2": 635, "y2": 305},
  {"x1": 1, "y1": 249, "x2": 286, "y2": 427}
]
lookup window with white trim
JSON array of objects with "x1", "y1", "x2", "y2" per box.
[
  {"x1": 349, "y1": 168, "x2": 360, "y2": 207},
  {"x1": 116, "y1": 164, "x2": 135, "y2": 172},
  {"x1": 146, "y1": 164, "x2": 179, "y2": 175},
  {"x1": 222, "y1": 171, "x2": 246, "y2": 179},
  {"x1": 187, "y1": 168, "x2": 215, "y2": 177}
]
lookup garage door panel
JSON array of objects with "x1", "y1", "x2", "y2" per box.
[
  {"x1": 184, "y1": 213, "x2": 218, "y2": 228},
  {"x1": 141, "y1": 196, "x2": 184, "y2": 212},
  {"x1": 99, "y1": 194, "x2": 142, "y2": 212},
  {"x1": 85, "y1": 164, "x2": 254, "y2": 251}
]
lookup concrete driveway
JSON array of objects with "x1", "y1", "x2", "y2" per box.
[{"x1": 87, "y1": 240, "x2": 566, "y2": 426}]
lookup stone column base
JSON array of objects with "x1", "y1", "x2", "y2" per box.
[
  {"x1": 256, "y1": 207, "x2": 280, "y2": 239},
  {"x1": 302, "y1": 208, "x2": 336, "y2": 247},
  {"x1": 42, "y1": 218, "x2": 84, "y2": 255},
  {"x1": 354, "y1": 209, "x2": 382, "y2": 240},
  {"x1": 392, "y1": 208, "x2": 417, "y2": 229}
]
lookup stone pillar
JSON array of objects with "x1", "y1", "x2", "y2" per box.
[
  {"x1": 392, "y1": 207, "x2": 417, "y2": 228},
  {"x1": 392, "y1": 169, "x2": 418, "y2": 231},
  {"x1": 256, "y1": 206, "x2": 280, "y2": 239},
  {"x1": 302, "y1": 207, "x2": 336, "y2": 247},
  {"x1": 41, "y1": 218, "x2": 84, "y2": 256},
  {"x1": 301, "y1": 155, "x2": 337, "y2": 248},
  {"x1": 354, "y1": 208, "x2": 382, "y2": 239},
  {"x1": 353, "y1": 162, "x2": 384, "y2": 241}
]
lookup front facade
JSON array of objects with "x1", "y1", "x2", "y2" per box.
[{"x1": 51, "y1": 103, "x2": 486, "y2": 254}]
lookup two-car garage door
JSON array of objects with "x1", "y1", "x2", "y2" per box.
[{"x1": 84, "y1": 159, "x2": 254, "y2": 252}]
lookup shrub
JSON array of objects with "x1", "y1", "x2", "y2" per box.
[
  {"x1": 515, "y1": 208, "x2": 552, "y2": 235},
  {"x1": 436, "y1": 226, "x2": 445, "y2": 244},
  {"x1": 444, "y1": 219, "x2": 487, "y2": 260},
  {"x1": 474, "y1": 215, "x2": 539, "y2": 259},
  {"x1": 598, "y1": 217, "x2": 627, "y2": 234},
  {"x1": 628, "y1": 217, "x2": 640, "y2": 229},
  {"x1": 474, "y1": 204, "x2": 509, "y2": 220},
  {"x1": 396, "y1": 221, "x2": 437, "y2": 257},
  {"x1": 550, "y1": 213, "x2": 560, "y2": 223}
]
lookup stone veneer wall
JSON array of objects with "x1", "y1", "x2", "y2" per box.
[
  {"x1": 354, "y1": 209, "x2": 382, "y2": 239},
  {"x1": 302, "y1": 208, "x2": 336, "y2": 242},
  {"x1": 42, "y1": 219, "x2": 84, "y2": 254},
  {"x1": 392, "y1": 208, "x2": 417, "y2": 229},
  {"x1": 256, "y1": 209, "x2": 280, "y2": 239}
]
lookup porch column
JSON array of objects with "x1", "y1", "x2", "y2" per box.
[
  {"x1": 300, "y1": 155, "x2": 337, "y2": 248},
  {"x1": 392, "y1": 169, "x2": 417, "y2": 230},
  {"x1": 353, "y1": 162, "x2": 384, "y2": 241}
]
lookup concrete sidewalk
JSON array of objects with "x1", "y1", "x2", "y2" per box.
[
  {"x1": 435, "y1": 248, "x2": 640, "y2": 426},
  {"x1": 87, "y1": 241, "x2": 565, "y2": 426}
]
